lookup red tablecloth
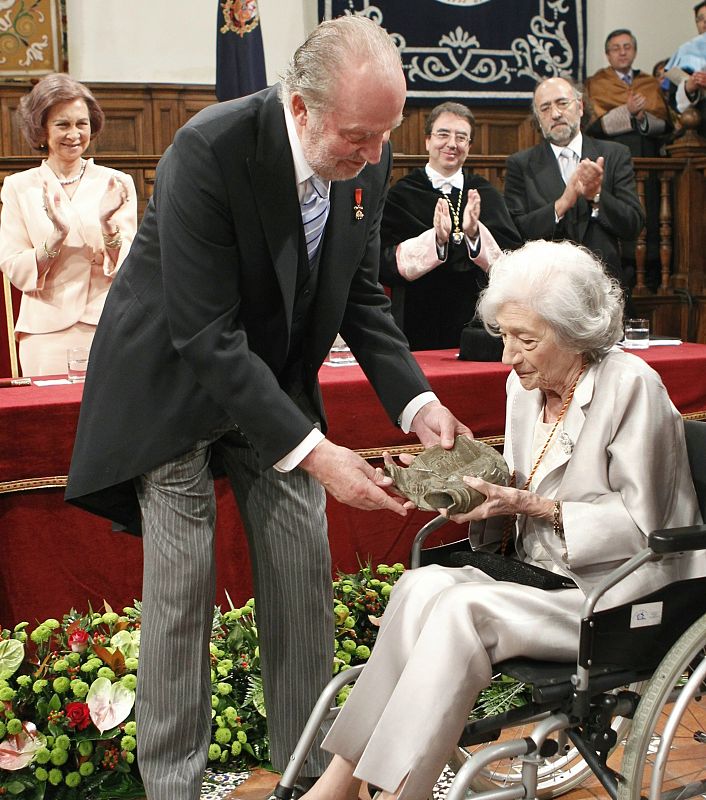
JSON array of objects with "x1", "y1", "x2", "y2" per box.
[{"x1": 2, "y1": 345, "x2": 706, "y2": 626}]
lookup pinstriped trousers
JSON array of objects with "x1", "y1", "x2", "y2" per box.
[{"x1": 135, "y1": 430, "x2": 334, "y2": 800}]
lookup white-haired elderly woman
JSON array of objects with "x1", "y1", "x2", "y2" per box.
[{"x1": 300, "y1": 239, "x2": 705, "y2": 800}]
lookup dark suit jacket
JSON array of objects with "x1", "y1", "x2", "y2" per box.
[
  {"x1": 503, "y1": 136, "x2": 645, "y2": 285},
  {"x1": 65, "y1": 86, "x2": 430, "y2": 531}
]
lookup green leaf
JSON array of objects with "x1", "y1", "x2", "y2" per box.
[
  {"x1": 0, "y1": 638, "x2": 24, "y2": 680},
  {"x1": 48, "y1": 693, "x2": 61, "y2": 712}
]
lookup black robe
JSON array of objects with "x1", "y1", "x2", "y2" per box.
[{"x1": 380, "y1": 168, "x2": 521, "y2": 351}]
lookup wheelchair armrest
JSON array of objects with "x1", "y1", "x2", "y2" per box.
[{"x1": 648, "y1": 524, "x2": 706, "y2": 554}]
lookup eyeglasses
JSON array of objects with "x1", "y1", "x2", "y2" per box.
[
  {"x1": 536, "y1": 97, "x2": 578, "y2": 116},
  {"x1": 607, "y1": 43, "x2": 635, "y2": 53},
  {"x1": 430, "y1": 129, "x2": 472, "y2": 144},
  {"x1": 697, "y1": 13, "x2": 706, "y2": 23}
]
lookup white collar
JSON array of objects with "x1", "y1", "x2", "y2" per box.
[
  {"x1": 425, "y1": 164, "x2": 464, "y2": 192},
  {"x1": 283, "y1": 102, "x2": 330, "y2": 202},
  {"x1": 614, "y1": 68, "x2": 634, "y2": 82},
  {"x1": 550, "y1": 133, "x2": 583, "y2": 162}
]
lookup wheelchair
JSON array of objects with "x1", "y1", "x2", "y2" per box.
[{"x1": 275, "y1": 419, "x2": 706, "y2": 800}]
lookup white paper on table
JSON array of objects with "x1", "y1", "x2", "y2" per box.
[
  {"x1": 619, "y1": 339, "x2": 682, "y2": 347},
  {"x1": 33, "y1": 379, "x2": 72, "y2": 386}
]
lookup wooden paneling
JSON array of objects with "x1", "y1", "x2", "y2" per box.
[{"x1": 0, "y1": 82, "x2": 217, "y2": 158}]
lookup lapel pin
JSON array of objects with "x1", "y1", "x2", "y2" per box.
[{"x1": 353, "y1": 187, "x2": 364, "y2": 221}]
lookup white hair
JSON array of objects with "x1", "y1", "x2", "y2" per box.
[
  {"x1": 476, "y1": 240, "x2": 624, "y2": 362},
  {"x1": 280, "y1": 15, "x2": 402, "y2": 113}
]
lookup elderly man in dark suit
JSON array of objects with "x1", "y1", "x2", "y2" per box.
[
  {"x1": 504, "y1": 76, "x2": 644, "y2": 300},
  {"x1": 65, "y1": 15, "x2": 468, "y2": 800}
]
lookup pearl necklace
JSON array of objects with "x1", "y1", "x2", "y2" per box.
[{"x1": 57, "y1": 159, "x2": 87, "y2": 186}]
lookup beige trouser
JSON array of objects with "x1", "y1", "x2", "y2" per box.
[{"x1": 322, "y1": 564, "x2": 584, "y2": 800}]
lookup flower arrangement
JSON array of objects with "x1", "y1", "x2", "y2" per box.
[{"x1": 0, "y1": 562, "x2": 529, "y2": 798}]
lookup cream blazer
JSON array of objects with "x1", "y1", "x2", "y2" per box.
[
  {"x1": 477, "y1": 348, "x2": 706, "y2": 611},
  {"x1": 0, "y1": 159, "x2": 137, "y2": 335}
]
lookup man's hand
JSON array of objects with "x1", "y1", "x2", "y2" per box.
[
  {"x1": 410, "y1": 400, "x2": 472, "y2": 449},
  {"x1": 462, "y1": 188, "x2": 481, "y2": 239},
  {"x1": 433, "y1": 198, "x2": 452, "y2": 246},
  {"x1": 685, "y1": 71, "x2": 706, "y2": 95},
  {"x1": 300, "y1": 439, "x2": 413, "y2": 516},
  {"x1": 574, "y1": 156, "x2": 604, "y2": 201},
  {"x1": 626, "y1": 90, "x2": 647, "y2": 121}
]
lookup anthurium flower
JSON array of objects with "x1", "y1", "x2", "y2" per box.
[
  {"x1": 109, "y1": 630, "x2": 140, "y2": 659},
  {"x1": 86, "y1": 677, "x2": 135, "y2": 733},
  {"x1": 0, "y1": 721, "x2": 46, "y2": 770},
  {"x1": 0, "y1": 639, "x2": 24, "y2": 680}
]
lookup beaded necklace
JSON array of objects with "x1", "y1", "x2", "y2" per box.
[{"x1": 56, "y1": 159, "x2": 87, "y2": 186}]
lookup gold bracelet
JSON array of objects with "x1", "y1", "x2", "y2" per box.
[
  {"x1": 43, "y1": 240, "x2": 60, "y2": 259},
  {"x1": 102, "y1": 227, "x2": 122, "y2": 249},
  {"x1": 552, "y1": 500, "x2": 565, "y2": 540}
]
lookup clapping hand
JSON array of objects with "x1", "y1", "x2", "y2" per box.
[
  {"x1": 99, "y1": 175, "x2": 130, "y2": 225},
  {"x1": 41, "y1": 182, "x2": 70, "y2": 239},
  {"x1": 626, "y1": 90, "x2": 647, "y2": 120},
  {"x1": 462, "y1": 188, "x2": 481, "y2": 239},
  {"x1": 433, "y1": 197, "x2": 452, "y2": 247}
]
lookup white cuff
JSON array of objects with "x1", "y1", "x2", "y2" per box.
[
  {"x1": 399, "y1": 391, "x2": 439, "y2": 433},
  {"x1": 273, "y1": 428, "x2": 325, "y2": 472}
]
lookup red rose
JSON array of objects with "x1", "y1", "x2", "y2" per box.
[
  {"x1": 68, "y1": 629, "x2": 89, "y2": 653},
  {"x1": 65, "y1": 702, "x2": 91, "y2": 731}
]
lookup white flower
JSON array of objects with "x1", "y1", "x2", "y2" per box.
[
  {"x1": 0, "y1": 722, "x2": 46, "y2": 770},
  {"x1": 86, "y1": 677, "x2": 135, "y2": 733}
]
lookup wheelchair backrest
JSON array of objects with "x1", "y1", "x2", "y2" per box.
[{"x1": 685, "y1": 419, "x2": 706, "y2": 520}]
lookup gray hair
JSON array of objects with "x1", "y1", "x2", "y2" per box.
[
  {"x1": 604, "y1": 29, "x2": 638, "y2": 53},
  {"x1": 476, "y1": 240, "x2": 624, "y2": 362},
  {"x1": 280, "y1": 15, "x2": 402, "y2": 113},
  {"x1": 531, "y1": 75, "x2": 584, "y2": 121}
]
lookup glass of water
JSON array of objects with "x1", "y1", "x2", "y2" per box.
[
  {"x1": 623, "y1": 318, "x2": 649, "y2": 349},
  {"x1": 67, "y1": 346, "x2": 90, "y2": 382}
]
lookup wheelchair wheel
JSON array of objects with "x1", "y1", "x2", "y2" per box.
[
  {"x1": 447, "y1": 698, "x2": 634, "y2": 797},
  {"x1": 617, "y1": 614, "x2": 706, "y2": 800}
]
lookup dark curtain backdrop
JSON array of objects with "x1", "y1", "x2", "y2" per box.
[
  {"x1": 216, "y1": 0, "x2": 267, "y2": 102},
  {"x1": 319, "y1": 0, "x2": 587, "y2": 105}
]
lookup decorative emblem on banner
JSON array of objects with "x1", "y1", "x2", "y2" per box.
[
  {"x1": 220, "y1": 0, "x2": 260, "y2": 37},
  {"x1": 320, "y1": 0, "x2": 585, "y2": 101}
]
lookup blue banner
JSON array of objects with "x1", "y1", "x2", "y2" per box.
[
  {"x1": 216, "y1": 0, "x2": 268, "y2": 101},
  {"x1": 319, "y1": 0, "x2": 586, "y2": 105}
]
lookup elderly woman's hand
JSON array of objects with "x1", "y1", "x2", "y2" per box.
[
  {"x1": 99, "y1": 175, "x2": 130, "y2": 227},
  {"x1": 442, "y1": 475, "x2": 554, "y2": 524},
  {"x1": 42, "y1": 182, "x2": 70, "y2": 240}
]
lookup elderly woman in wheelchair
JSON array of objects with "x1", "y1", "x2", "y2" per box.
[{"x1": 292, "y1": 240, "x2": 706, "y2": 800}]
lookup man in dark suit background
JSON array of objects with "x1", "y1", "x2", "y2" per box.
[
  {"x1": 65, "y1": 16, "x2": 468, "y2": 800},
  {"x1": 504, "y1": 76, "x2": 645, "y2": 300}
]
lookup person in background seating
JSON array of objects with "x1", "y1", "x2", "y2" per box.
[
  {"x1": 380, "y1": 101, "x2": 520, "y2": 351},
  {"x1": 0, "y1": 73, "x2": 136, "y2": 376}
]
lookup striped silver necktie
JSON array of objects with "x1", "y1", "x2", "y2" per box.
[{"x1": 301, "y1": 175, "x2": 329, "y2": 263}]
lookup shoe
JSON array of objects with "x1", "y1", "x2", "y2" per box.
[{"x1": 228, "y1": 768, "x2": 281, "y2": 800}]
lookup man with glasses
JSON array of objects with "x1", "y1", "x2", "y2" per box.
[
  {"x1": 586, "y1": 30, "x2": 670, "y2": 155},
  {"x1": 585, "y1": 29, "x2": 670, "y2": 290},
  {"x1": 380, "y1": 101, "x2": 521, "y2": 351},
  {"x1": 504, "y1": 76, "x2": 644, "y2": 301}
]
